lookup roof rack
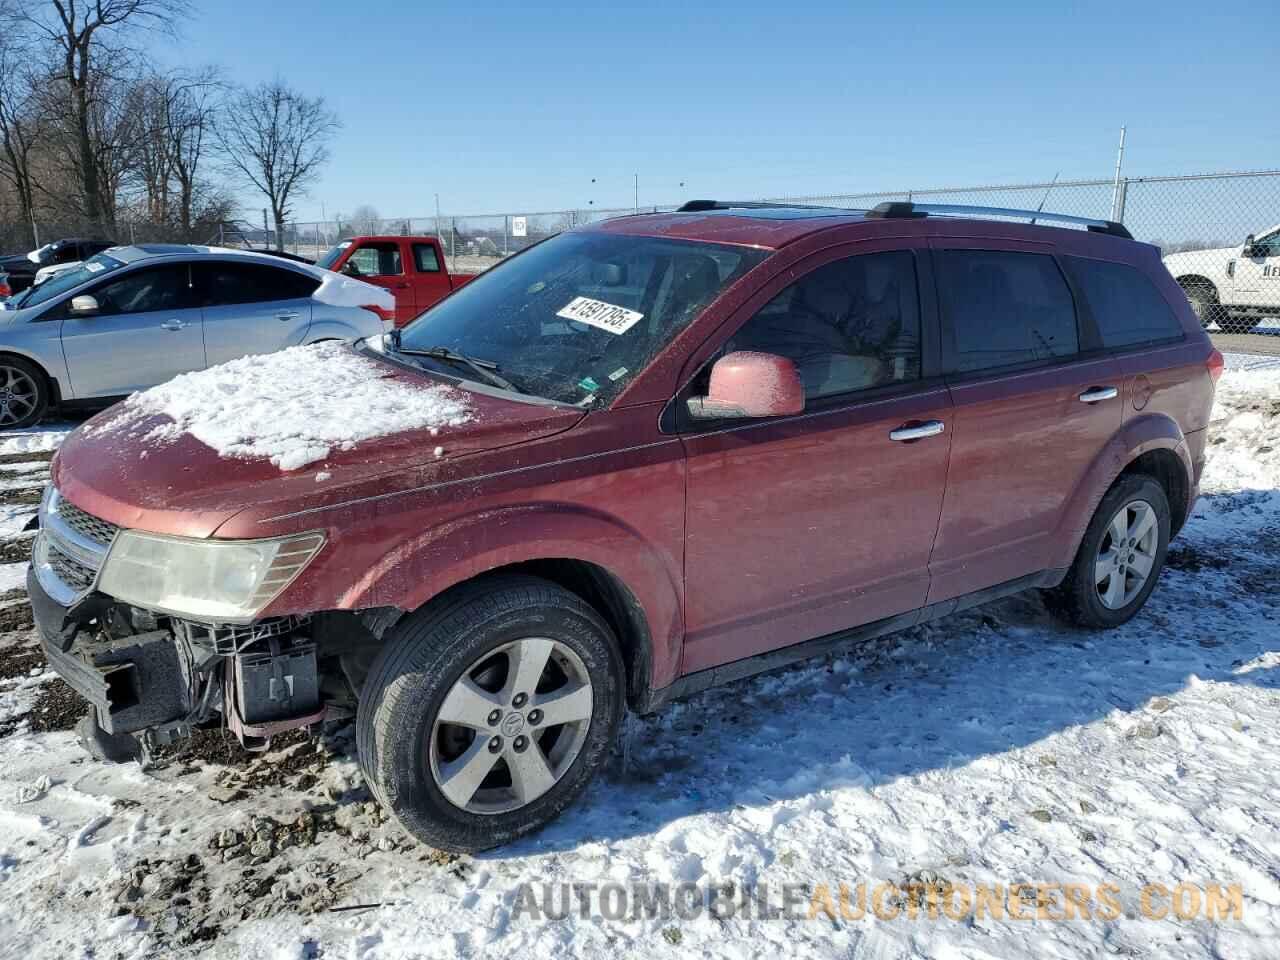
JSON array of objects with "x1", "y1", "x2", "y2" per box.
[
  {"x1": 865, "y1": 201, "x2": 1133, "y2": 239},
  {"x1": 677, "y1": 200, "x2": 822, "y2": 212}
]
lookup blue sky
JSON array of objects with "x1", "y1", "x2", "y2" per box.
[{"x1": 158, "y1": 0, "x2": 1278, "y2": 221}]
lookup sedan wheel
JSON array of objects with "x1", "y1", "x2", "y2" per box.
[
  {"x1": 1094, "y1": 500, "x2": 1159, "y2": 609},
  {"x1": 429, "y1": 637, "x2": 594, "y2": 815},
  {"x1": 0, "y1": 359, "x2": 48, "y2": 429}
]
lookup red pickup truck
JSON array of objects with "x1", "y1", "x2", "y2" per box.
[{"x1": 317, "y1": 235, "x2": 476, "y2": 326}]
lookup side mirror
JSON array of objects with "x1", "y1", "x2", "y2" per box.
[
  {"x1": 1243, "y1": 234, "x2": 1258, "y2": 257},
  {"x1": 69, "y1": 295, "x2": 99, "y2": 316},
  {"x1": 687, "y1": 351, "x2": 804, "y2": 420}
]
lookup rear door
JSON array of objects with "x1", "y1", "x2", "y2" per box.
[
  {"x1": 196, "y1": 261, "x2": 319, "y2": 365},
  {"x1": 409, "y1": 240, "x2": 454, "y2": 317},
  {"x1": 679, "y1": 244, "x2": 951, "y2": 673},
  {"x1": 926, "y1": 243, "x2": 1122, "y2": 603},
  {"x1": 343, "y1": 240, "x2": 412, "y2": 324},
  {"x1": 59, "y1": 262, "x2": 205, "y2": 397}
]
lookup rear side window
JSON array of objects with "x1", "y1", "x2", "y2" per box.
[
  {"x1": 202, "y1": 263, "x2": 320, "y2": 306},
  {"x1": 1068, "y1": 257, "x2": 1183, "y2": 348},
  {"x1": 413, "y1": 243, "x2": 441, "y2": 273},
  {"x1": 936, "y1": 250, "x2": 1078, "y2": 374}
]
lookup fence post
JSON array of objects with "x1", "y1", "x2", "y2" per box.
[{"x1": 1113, "y1": 178, "x2": 1129, "y2": 225}]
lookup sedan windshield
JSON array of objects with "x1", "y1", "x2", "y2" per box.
[
  {"x1": 396, "y1": 232, "x2": 767, "y2": 405},
  {"x1": 16, "y1": 253, "x2": 126, "y2": 309}
]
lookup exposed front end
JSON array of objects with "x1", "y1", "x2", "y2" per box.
[{"x1": 31, "y1": 486, "x2": 335, "y2": 753}]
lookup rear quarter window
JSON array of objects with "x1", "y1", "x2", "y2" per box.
[{"x1": 1067, "y1": 257, "x2": 1184, "y2": 349}]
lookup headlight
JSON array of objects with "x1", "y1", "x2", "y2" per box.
[{"x1": 97, "y1": 530, "x2": 325, "y2": 622}]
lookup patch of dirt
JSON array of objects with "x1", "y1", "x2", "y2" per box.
[
  {"x1": 26, "y1": 679, "x2": 85, "y2": 732},
  {"x1": 0, "y1": 645, "x2": 42, "y2": 680},
  {"x1": 0, "y1": 535, "x2": 34, "y2": 565},
  {"x1": 4, "y1": 486, "x2": 44, "y2": 507},
  {"x1": 0, "y1": 588, "x2": 26, "y2": 604},
  {"x1": 0, "y1": 451, "x2": 54, "y2": 466},
  {"x1": 1166, "y1": 544, "x2": 1232, "y2": 573},
  {"x1": 0, "y1": 468, "x2": 49, "y2": 484},
  {"x1": 0, "y1": 602, "x2": 33, "y2": 632}
]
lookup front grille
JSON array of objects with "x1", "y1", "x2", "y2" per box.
[
  {"x1": 57, "y1": 499, "x2": 120, "y2": 547},
  {"x1": 45, "y1": 541, "x2": 96, "y2": 592}
]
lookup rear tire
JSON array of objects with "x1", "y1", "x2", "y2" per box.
[
  {"x1": 1045, "y1": 474, "x2": 1171, "y2": 629},
  {"x1": 1180, "y1": 280, "x2": 1222, "y2": 330},
  {"x1": 355, "y1": 575, "x2": 625, "y2": 853},
  {"x1": 0, "y1": 356, "x2": 49, "y2": 430}
]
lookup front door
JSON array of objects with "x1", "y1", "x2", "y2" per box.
[
  {"x1": 60, "y1": 263, "x2": 205, "y2": 397},
  {"x1": 196, "y1": 261, "x2": 317, "y2": 366},
  {"x1": 344, "y1": 241, "x2": 412, "y2": 324},
  {"x1": 679, "y1": 247, "x2": 951, "y2": 674},
  {"x1": 926, "y1": 244, "x2": 1123, "y2": 603}
]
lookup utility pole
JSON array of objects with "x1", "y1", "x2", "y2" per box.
[
  {"x1": 634, "y1": 173, "x2": 639, "y2": 214},
  {"x1": 1110, "y1": 126, "x2": 1127, "y2": 223},
  {"x1": 262, "y1": 207, "x2": 269, "y2": 250}
]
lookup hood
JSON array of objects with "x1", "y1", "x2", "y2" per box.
[{"x1": 52, "y1": 344, "x2": 585, "y2": 538}]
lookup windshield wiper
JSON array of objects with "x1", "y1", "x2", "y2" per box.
[{"x1": 395, "y1": 343, "x2": 522, "y2": 394}]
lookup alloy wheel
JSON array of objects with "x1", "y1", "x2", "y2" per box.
[
  {"x1": 0, "y1": 364, "x2": 39, "y2": 427},
  {"x1": 1094, "y1": 499, "x2": 1159, "y2": 609},
  {"x1": 428, "y1": 636, "x2": 594, "y2": 815}
]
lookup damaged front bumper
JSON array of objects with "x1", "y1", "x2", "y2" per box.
[{"x1": 29, "y1": 564, "x2": 325, "y2": 751}]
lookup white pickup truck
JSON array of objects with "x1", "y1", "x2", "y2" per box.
[{"x1": 1163, "y1": 225, "x2": 1280, "y2": 333}]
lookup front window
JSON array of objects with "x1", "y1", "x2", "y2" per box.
[
  {"x1": 317, "y1": 240, "x2": 353, "y2": 271},
  {"x1": 396, "y1": 232, "x2": 768, "y2": 405},
  {"x1": 15, "y1": 253, "x2": 127, "y2": 310}
]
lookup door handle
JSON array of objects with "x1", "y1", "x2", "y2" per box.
[
  {"x1": 889, "y1": 420, "x2": 945, "y2": 442},
  {"x1": 1078, "y1": 386, "x2": 1118, "y2": 404},
  {"x1": 159, "y1": 319, "x2": 187, "y2": 331},
  {"x1": 276, "y1": 311, "x2": 300, "y2": 321}
]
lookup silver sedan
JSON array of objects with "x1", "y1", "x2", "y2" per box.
[{"x1": 0, "y1": 244, "x2": 395, "y2": 428}]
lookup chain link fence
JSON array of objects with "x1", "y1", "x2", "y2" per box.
[{"x1": 6, "y1": 170, "x2": 1278, "y2": 329}]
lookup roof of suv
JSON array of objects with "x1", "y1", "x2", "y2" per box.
[{"x1": 591, "y1": 201, "x2": 1135, "y2": 251}]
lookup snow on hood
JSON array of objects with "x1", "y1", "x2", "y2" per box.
[
  {"x1": 87, "y1": 342, "x2": 471, "y2": 471},
  {"x1": 26, "y1": 244, "x2": 51, "y2": 264}
]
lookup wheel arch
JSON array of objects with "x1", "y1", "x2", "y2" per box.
[
  {"x1": 1048, "y1": 414, "x2": 1194, "y2": 569},
  {"x1": 0, "y1": 349, "x2": 61, "y2": 406},
  {"x1": 335, "y1": 504, "x2": 683, "y2": 709},
  {"x1": 1174, "y1": 274, "x2": 1218, "y2": 298}
]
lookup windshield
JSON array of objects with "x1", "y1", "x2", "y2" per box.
[
  {"x1": 397, "y1": 232, "x2": 768, "y2": 405},
  {"x1": 317, "y1": 240, "x2": 353, "y2": 271},
  {"x1": 14, "y1": 253, "x2": 126, "y2": 309}
]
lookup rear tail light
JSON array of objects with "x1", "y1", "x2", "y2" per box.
[
  {"x1": 360, "y1": 303, "x2": 395, "y2": 324},
  {"x1": 1206, "y1": 348, "x2": 1225, "y2": 383},
  {"x1": 0, "y1": 278, "x2": 10, "y2": 299}
]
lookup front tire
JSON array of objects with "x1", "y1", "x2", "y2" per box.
[
  {"x1": 1046, "y1": 474, "x2": 1171, "y2": 629},
  {"x1": 355, "y1": 575, "x2": 625, "y2": 853},
  {"x1": 0, "y1": 356, "x2": 49, "y2": 430}
]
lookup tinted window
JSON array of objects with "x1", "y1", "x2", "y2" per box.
[
  {"x1": 346, "y1": 242, "x2": 402, "y2": 277},
  {"x1": 91, "y1": 265, "x2": 192, "y2": 315},
  {"x1": 727, "y1": 251, "x2": 921, "y2": 401},
  {"x1": 202, "y1": 263, "x2": 320, "y2": 306},
  {"x1": 936, "y1": 250, "x2": 1078, "y2": 374},
  {"x1": 1069, "y1": 257, "x2": 1183, "y2": 348},
  {"x1": 413, "y1": 243, "x2": 441, "y2": 273}
]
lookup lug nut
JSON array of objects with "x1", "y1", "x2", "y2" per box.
[
  {"x1": 512, "y1": 693, "x2": 528, "y2": 708},
  {"x1": 528, "y1": 709, "x2": 543, "y2": 726},
  {"x1": 488, "y1": 736, "x2": 502, "y2": 753},
  {"x1": 487, "y1": 709, "x2": 501, "y2": 726},
  {"x1": 513, "y1": 735, "x2": 528, "y2": 752}
]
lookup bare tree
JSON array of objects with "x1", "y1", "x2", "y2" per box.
[
  {"x1": 218, "y1": 79, "x2": 339, "y2": 250},
  {"x1": 349, "y1": 203, "x2": 380, "y2": 235},
  {"x1": 5, "y1": 0, "x2": 188, "y2": 231},
  {"x1": 0, "y1": 30, "x2": 49, "y2": 246}
]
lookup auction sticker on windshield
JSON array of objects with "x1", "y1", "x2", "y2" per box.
[{"x1": 556, "y1": 296, "x2": 644, "y2": 335}]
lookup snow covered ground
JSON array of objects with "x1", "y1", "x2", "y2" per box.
[{"x1": 0, "y1": 364, "x2": 1276, "y2": 959}]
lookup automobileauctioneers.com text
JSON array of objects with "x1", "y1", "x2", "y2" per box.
[{"x1": 510, "y1": 880, "x2": 1245, "y2": 924}]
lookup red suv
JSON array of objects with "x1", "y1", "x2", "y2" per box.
[{"x1": 30, "y1": 201, "x2": 1221, "y2": 853}]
